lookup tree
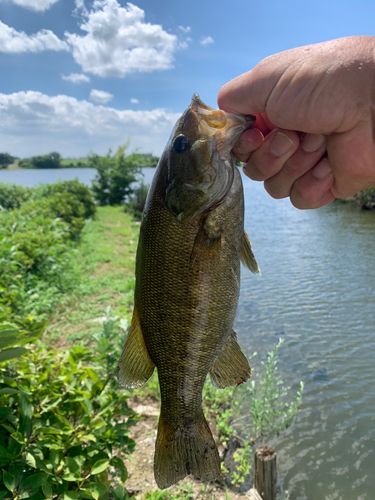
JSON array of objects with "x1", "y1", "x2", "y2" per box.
[
  {"x1": 18, "y1": 152, "x2": 62, "y2": 169},
  {"x1": 31, "y1": 152, "x2": 61, "y2": 169},
  {"x1": 89, "y1": 143, "x2": 143, "y2": 206},
  {"x1": 0, "y1": 153, "x2": 16, "y2": 168}
]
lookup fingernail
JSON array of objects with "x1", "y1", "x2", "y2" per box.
[
  {"x1": 312, "y1": 159, "x2": 332, "y2": 179},
  {"x1": 301, "y1": 134, "x2": 325, "y2": 153},
  {"x1": 269, "y1": 132, "x2": 294, "y2": 157}
]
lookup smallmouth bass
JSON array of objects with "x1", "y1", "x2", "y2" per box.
[{"x1": 117, "y1": 94, "x2": 260, "y2": 489}]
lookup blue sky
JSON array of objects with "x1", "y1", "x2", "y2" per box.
[{"x1": 1, "y1": 0, "x2": 375, "y2": 159}]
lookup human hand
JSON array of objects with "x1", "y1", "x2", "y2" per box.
[{"x1": 217, "y1": 36, "x2": 375, "y2": 209}]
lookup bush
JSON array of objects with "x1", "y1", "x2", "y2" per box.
[
  {"x1": 18, "y1": 159, "x2": 33, "y2": 169},
  {"x1": 89, "y1": 144, "x2": 142, "y2": 206},
  {"x1": 124, "y1": 181, "x2": 150, "y2": 220},
  {"x1": 19, "y1": 153, "x2": 62, "y2": 170},
  {"x1": 0, "y1": 314, "x2": 45, "y2": 363},
  {"x1": 40, "y1": 180, "x2": 96, "y2": 220},
  {"x1": 353, "y1": 186, "x2": 375, "y2": 209},
  {"x1": 0, "y1": 180, "x2": 96, "y2": 323},
  {"x1": 0, "y1": 344, "x2": 136, "y2": 498},
  {"x1": 202, "y1": 339, "x2": 304, "y2": 489},
  {"x1": 0, "y1": 184, "x2": 34, "y2": 210}
]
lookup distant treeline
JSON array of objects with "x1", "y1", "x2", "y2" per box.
[{"x1": 0, "y1": 151, "x2": 160, "y2": 170}]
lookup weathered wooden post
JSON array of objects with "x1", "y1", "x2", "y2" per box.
[{"x1": 254, "y1": 446, "x2": 277, "y2": 500}]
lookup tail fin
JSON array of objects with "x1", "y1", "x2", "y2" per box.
[{"x1": 154, "y1": 412, "x2": 221, "y2": 489}]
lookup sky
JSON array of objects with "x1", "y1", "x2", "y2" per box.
[{"x1": 1, "y1": 0, "x2": 375, "y2": 159}]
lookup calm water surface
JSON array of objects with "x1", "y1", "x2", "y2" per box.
[
  {"x1": 1, "y1": 168, "x2": 374, "y2": 499},
  {"x1": 238, "y1": 175, "x2": 375, "y2": 500}
]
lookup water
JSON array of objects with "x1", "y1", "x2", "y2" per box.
[
  {"x1": 1, "y1": 168, "x2": 374, "y2": 499},
  {"x1": 236, "y1": 176, "x2": 375, "y2": 500}
]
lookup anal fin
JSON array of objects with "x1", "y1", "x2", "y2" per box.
[
  {"x1": 117, "y1": 303, "x2": 155, "y2": 388},
  {"x1": 241, "y1": 230, "x2": 261, "y2": 275},
  {"x1": 209, "y1": 330, "x2": 251, "y2": 389}
]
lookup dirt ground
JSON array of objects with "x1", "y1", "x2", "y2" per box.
[{"x1": 125, "y1": 397, "x2": 253, "y2": 500}]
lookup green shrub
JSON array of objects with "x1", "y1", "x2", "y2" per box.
[
  {"x1": 39, "y1": 180, "x2": 96, "y2": 220},
  {"x1": 89, "y1": 144, "x2": 142, "y2": 206},
  {"x1": 124, "y1": 181, "x2": 150, "y2": 220},
  {"x1": 0, "y1": 306, "x2": 136, "y2": 500},
  {"x1": 0, "y1": 184, "x2": 34, "y2": 210},
  {"x1": 0, "y1": 180, "x2": 95, "y2": 323},
  {"x1": 0, "y1": 208, "x2": 76, "y2": 321},
  {"x1": 18, "y1": 159, "x2": 33, "y2": 169},
  {"x1": 353, "y1": 186, "x2": 375, "y2": 209},
  {"x1": 202, "y1": 340, "x2": 304, "y2": 488},
  {"x1": 0, "y1": 314, "x2": 45, "y2": 363},
  {"x1": 0, "y1": 347, "x2": 136, "y2": 499}
]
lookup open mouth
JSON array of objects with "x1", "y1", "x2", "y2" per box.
[{"x1": 189, "y1": 93, "x2": 255, "y2": 159}]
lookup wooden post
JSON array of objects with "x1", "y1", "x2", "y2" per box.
[{"x1": 254, "y1": 446, "x2": 277, "y2": 500}]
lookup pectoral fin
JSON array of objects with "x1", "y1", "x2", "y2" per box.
[
  {"x1": 209, "y1": 330, "x2": 251, "y2": 389},
  {"x1": 190, "y1": 216, "x2": 222, "y2": 268},
  {"x1": 241, "y1": 230, "x2": 261, "y2": 275},
  {"x1": 117, "y1": 303, "x2": 155, "y2": 388}
]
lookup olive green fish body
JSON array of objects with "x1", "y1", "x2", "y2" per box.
[
  {"x1": 118, "y1": 94, "x2": 259, "y2": 489},
  {"x1": 139, "y1": 160, "x2": 244, "y2": 414}
]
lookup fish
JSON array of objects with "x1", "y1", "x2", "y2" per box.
[{"x1": 117, "y1": 93, "x2": 260, "y2": 489}]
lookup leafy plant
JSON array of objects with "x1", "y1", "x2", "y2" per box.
[
  {"x1": 144, "y1": 483, "x2": 194, "y2": 500},
  {"x1": 124, "y1": 181, "x2": 150, "y2": 221},
  {"x1": 38, "y1": 180, "x2": 96, "y2": 221},
  {"x1": 229, "y1": 339, "x2": 303, "y2": 487},
  {"x1": 0, "y1": 180, "x2": 95, "y2": 325},
  {"x1": 0, "y1": 314, "x2": 46, "y2": 362},
  {"x1": 0, "y1": 310, "x2": 137, "y2": 500},
  {"x1": 89, "y1": 143, "x2": 142, "y2": 206},
  {"x1": 237, "y1": 339, "x2": 304, "y2": 441},
  {"x1": 202, "y1": 339, "x2": 303, "y2": 488},
  {"x1": 0, "y1": 184, "x2": 34, "y2": 210}
]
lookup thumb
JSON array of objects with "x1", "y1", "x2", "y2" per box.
[{"x1": 217, "y1": 58, "x2": 286, "y2": 116}]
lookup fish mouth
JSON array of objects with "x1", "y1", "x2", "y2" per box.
[
  {"x1": 165, "y1": 94, "x2": 255, "y2": 222},
  {"x1": 190, "y1": 93, "x2": 255, "y2": 160}
]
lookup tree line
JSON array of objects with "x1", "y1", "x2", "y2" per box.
[{"x1": 0, "y1": 150, "x2": 159, "y2": 170}]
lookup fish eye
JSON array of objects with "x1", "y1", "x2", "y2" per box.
[{"x1": 173, "y1": 134, "x2": 189, "y2": 154}]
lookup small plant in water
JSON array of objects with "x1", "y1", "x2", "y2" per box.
[{"x1": 203, "y1": 338, "x2": 304, "y2": 488}]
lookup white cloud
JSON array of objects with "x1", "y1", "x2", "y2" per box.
[
  {"x1": 178, "y1": 26, "x2": 191, "y2": 34},
  {"x1": 61, "y1": 73, "x2": 90, "y2": 83},
  {"x1": 64, "y1": 0, "x2": 178, "y2": 78},
  {"x1": 90, "y1": 89, "x2": 113, "y2": 104},
  {"x1": 200, "y1": 36, "x2": 214, "y2": 46},
  {"x1": 0, "y1": 20, "x2": 69, "y2": 53},
  {"x1": 130, "y1": 98, "x2": 139, "y2": 104},
  {"x1": 73, "y1": 0, "x2": 87, "y2": 15},
  {"x1": 0, "y1": 91, "x2": 180, "y2": 158},
  {"x1": 7, "y1": 0, "x2": 59, "y2": 11}
]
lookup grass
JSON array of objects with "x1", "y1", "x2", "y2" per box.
[{"x1": 45, "y1": 205, "x2": 140, "y2": 346}]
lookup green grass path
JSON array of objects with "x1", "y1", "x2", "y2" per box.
[{"x1": 46, "y1": 205, "x2": 139, "y2": 346}]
